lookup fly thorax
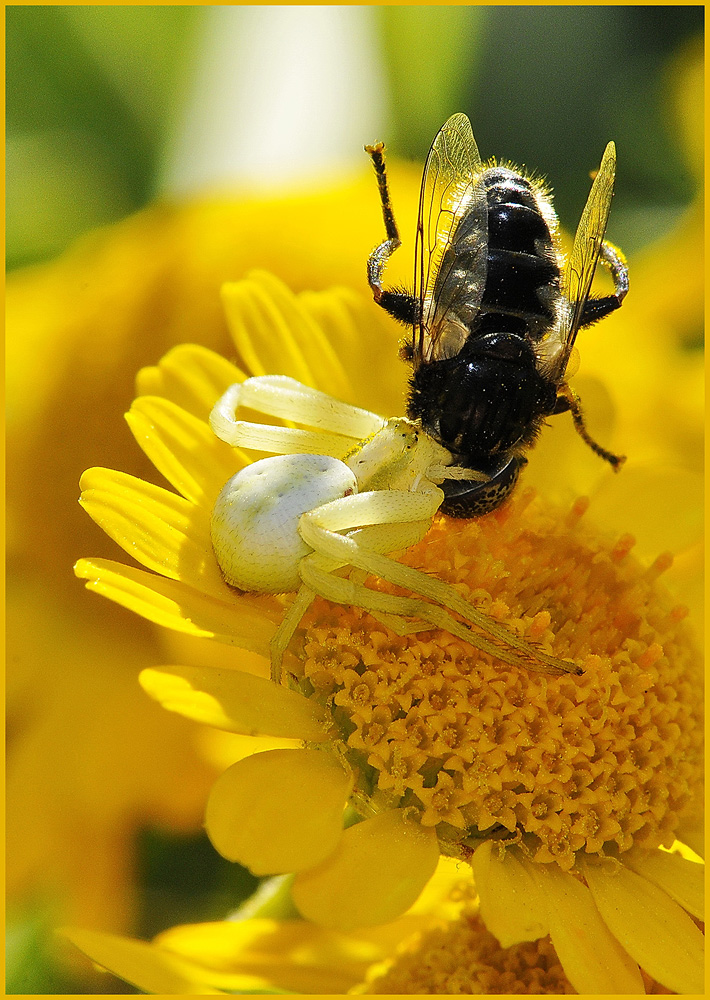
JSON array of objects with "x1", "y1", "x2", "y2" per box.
[{"x1": 409, "y1": 332, "x2": 557, "y2": 462}]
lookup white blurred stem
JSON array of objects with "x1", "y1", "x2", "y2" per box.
[{"x1": 160, "y1": 5, "x2": 388, "y2": 196}]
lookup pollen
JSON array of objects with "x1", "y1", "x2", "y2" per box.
[{"x1": 293, "y1": 489, "x2": 703, "y2": 869}]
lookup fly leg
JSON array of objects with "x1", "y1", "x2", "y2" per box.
[
  {"x1": 365, "y1": 142, "x2": 418, "y2": 327},
  {"x1": 554, "y1": 384, "x2": 626, "y2": 470},
  {"x1": 578, "y1": 242, "x2": 629, "y2": 326}
]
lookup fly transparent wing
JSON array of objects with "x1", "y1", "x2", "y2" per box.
[
  {"x1": 413, "y1": 113, "x2": 488, "y2": 364},
  {"x1": 549, "y1": 141, "x2": 616, "y2": 381}
]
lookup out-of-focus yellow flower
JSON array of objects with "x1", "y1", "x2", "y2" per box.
[
  {"x1": 65, "y1": 846, "x2": 701, "y2": 994},
  {"x1": 75, "y1": 267, "x2": 702, "y2": 992},
  {"x1": 59, "y1": 858, "x2": 487, "y2": 993},
  {"x1": 64, "y1": 861, "x2": 462, "y2": 994}
]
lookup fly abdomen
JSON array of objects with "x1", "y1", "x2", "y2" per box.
[
  {"x1": 482, "y1": 249, "x2": 558, "y2": 320},
  {"x1": 476, "y1": 167, "x2": 561, "y2": 338},
  {"x1": 487, "y1": 201, "x2": 552, "y2": 253}
]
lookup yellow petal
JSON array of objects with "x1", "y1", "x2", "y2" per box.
[
  {"x1": 205, "y1": 748, "x2": 351, "y2": 875},
  {"x1": 582, "y1": 855, "x2": 705, "y2": 994},
  {"x1": 159, "y1": 627, "x2": 272, "y2": 678},
  {"x1": 676, "y1": 816, "x2": 705, "y2": 860},
  {"x1": 79, "y1": 468, "x2": 228, "y2": 598},
  {"x1": 156, "y1": 917, "x2": 383, "y2": 994},
  {"x1": 407, "y1": 854, "x2": 470, "y2": 920},
  {"x1": 80, "y1": 466, "x2": 195, "y2": 522},
  {"x1": 198, "y1": 730, "x2": 301, "y2": 772},
  {"x1": 126, "y1": 396, "x2": 245, "y2": 505},
  {"x1": 74, "y1": 557, "x2": 279, "y2": 655},
  {"x1": 528, "y1": 862, "x2": 644, "y2": 995},
  {"x1": 222, "y1": 271, "x2": 350, "y2": 397},
  {"x1": 298, "y1": 285, "x2": 406, "y2": 415},
  {"x1": 62, "y1": 928, "x2": 226, "y2": 994},
  {"x1": 135, "y1": 343, "x2": 246, "y2": 420},
  {"x1": 139, "y1": 664, "x2": 329, "y2": 741},
  {"x1": 589, "y1": 463, "x2": 703, "y2": 561},
  {"x1": 623, "y1": 846, "x2": 704, "y2": 921},
  {"x1": 291, "y1": 808, "x2": 439, "y2": 931},
  {"x1": 470, "y1": 842, "x2": 549, "y2": 946}
]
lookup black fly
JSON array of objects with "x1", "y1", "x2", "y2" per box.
[{"x1": 366, "y1": 113, "x2": 629, "y2": 517}]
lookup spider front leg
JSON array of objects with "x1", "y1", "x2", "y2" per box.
[
  {"x1": 298, "y1": 491, "x2": 579, "y2": 675},
  {"x1": 210, "y1": 375, "x2": 386, "y2": 455}
]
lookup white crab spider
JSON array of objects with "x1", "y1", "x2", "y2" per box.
[{"x1": 209, "y1": 375, "x2": 577, "y2": 682}]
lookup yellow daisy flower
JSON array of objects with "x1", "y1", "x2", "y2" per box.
[
  {"x1": 62, "y1": 858, "x2": 464, "y2": 994},
  {"x1": 362, "y1": 847, "x2": 703, "y2": 995},
  {"x1": 9, "y1": 33, "x2": 701, "y2": 938},
  {"x1": 9, "y1": 43, "x2": 699, "y2": 989},
  {"x1": 76, "y1": 266, "x2": 702, "y2": 993},
  {"x1": 64, "y1": 848, "x2": 701, "y2": 994}
]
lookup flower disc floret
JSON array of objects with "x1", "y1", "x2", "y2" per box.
[{"x1": 292, "y1": 492, "x2": 702, "y2": 869}]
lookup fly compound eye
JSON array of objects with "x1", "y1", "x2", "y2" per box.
[{"x1": 211, "y1": 454, "x2": 358, "y2": 594}]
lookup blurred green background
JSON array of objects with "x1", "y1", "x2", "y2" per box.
[
  {"x1": 6, "y1": 5, "x2": 703, "y2": 994},
  {"x1": 7, "y1": 5, "x2": 703, "y2": 272}
]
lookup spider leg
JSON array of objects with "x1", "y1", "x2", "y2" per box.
[
  {"x1": 270, "y1": 499, "x2": 440, "y2": 676},
  {"x1": 270, "y1": 518, "x2": 435, "y2": 680},
  {"x1": 340, "y1": 519, "x2": 439, "y2": 634},
  {"x1": 299, "y1": 492, "x2": 578, "y2": 675},
  {"x1": 348, "y1": 520, "x2": 434, "y2": 556},
  {"x1": 345, "y1": 567, "x2": 436, "y2": 637},
  {"x1": 211, "y1": 418, "x2": 355, "y2": 458},
  {"x1": 361, "y1": 610, "x2": 436, "y2": 637},
  {"x1": 430, "y1": 464, "x2": 489, "y2": 484},
  {"x1": 270, "y1": 584, "x2": 316, "y2": 684},
  {"x1": 299, "y1": 558, "x2": 570, "y2": 674},
  {"x1": 210, "y1": 375, "x2": 385, "y2": 453}
]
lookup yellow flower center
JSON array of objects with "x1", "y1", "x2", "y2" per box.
[
  {"x1": 360, "y1": 885, "x2": 671, "y2": 995},
  {"x1": 290, "y1": 490, "x2": 702, "y2": 869},
  {"x1": 363, "y1": 893, "x2": 572, "y2": 994}
]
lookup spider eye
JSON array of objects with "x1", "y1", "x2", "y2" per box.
[{"x1": 211, "y1": 454, "x2": 358, "y2": 594}]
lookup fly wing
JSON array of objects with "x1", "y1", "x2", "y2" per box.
[
  {"x1": 547, "y1": 141, "x2": 616, "y2": 382},
  {"x1": 413, "y1": 113, "x2": 488, "y2": 365}
]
